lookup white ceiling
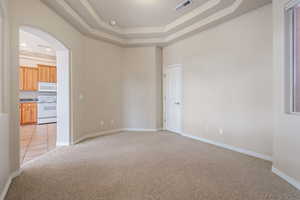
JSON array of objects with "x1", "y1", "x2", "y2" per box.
[
  {"x1": 74, "y1": 0, "x2": 210, "y2": 28},
  {"x1": 19, "y1": 30, "x2": 56, "y2": 56},
  {"x1": 42, "y1": 0, "x2": 271, "y2": 46}
]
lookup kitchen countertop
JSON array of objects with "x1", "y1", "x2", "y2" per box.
[{"x1": 20, "y1": 98, "x2": 38, "y2": 103}]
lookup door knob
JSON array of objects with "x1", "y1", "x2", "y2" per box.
[{"x1": 175, "y1": 102, "x2": 181, "y2": 105}]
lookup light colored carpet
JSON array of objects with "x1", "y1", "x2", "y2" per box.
[{"x1": 5, "y1": 131, "x2": 300, "y2": 200}]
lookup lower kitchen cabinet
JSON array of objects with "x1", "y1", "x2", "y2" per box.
[{"x1": 20, "y1": 103, "x2": 37, "y2": 125}]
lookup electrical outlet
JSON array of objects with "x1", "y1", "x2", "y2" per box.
[
  {"x1": 219, "y1": 128, "x2": 224, "y2": 135},
  {"x1": 79, "y1": 94, "x2": 84, "y2": 100},
  {"x1": 100, "y1": 121, "x2": 105, "y2": 129},
  {"x1": 110, "y1": 120, "x2": 115, "y2": 127}
]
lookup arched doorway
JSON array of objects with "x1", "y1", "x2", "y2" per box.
[{"x1": 19, "y1": 26, "x2": 70, "y2": 165}]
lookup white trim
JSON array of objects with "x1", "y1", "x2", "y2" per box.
[
  {"x1": 166, "y1": 64, "x2": 182, "y2": 69},
  {"x1": 272, "y1": 167, "x2": 300, "y2": 190},
  {"x1": 122, "y1": 128, "x2": 162, "y2": 132},
  {"x1": 56, "y1": 142, "x2": 70, "y2": 147},
  {"x1": 49, "y1": 0, "x2": 223, "y2": 36},
  {"x1": 286, "y1": 0, "x2": 300, "y2": 10},
  {"x1": 176, "y1": 131, "x2": 273, "y2": 161},
  {"x1": 289, "y1": 112, "x2": 300, "y2": 116},
  {"x1": 165, "y1": 65, "x2": 183, "y2": 134},
  {"x1": 73, "y1": 128, "x2": 163, "y2": 144},
  {"x1": 41, "y1": 0, "x2": 246, "y2": 46},
  {"x1": 73, "y1": 129, "x2": 123, "y2": 144},
  {"x1": 284, "y1": 0, "x2": 300, "y2": 115},
  {"x1": 0, "y1": 170, "x2": 21, "y2": 200}
]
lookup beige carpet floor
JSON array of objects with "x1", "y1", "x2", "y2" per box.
[{"x1": 5, "y1": 131, "x2": 300, "y2": 200}]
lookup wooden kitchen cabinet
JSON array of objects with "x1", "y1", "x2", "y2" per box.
[
  {"x1": 38, "y1": 65, "x2": 57, "y2": 83},
  {"x1": 49, "y1": 66, "x2": 57, "y2": 83},
  {"x1": 19, "y1": 66, "x2": 38, "y2": 91},
  {"x1": 20, "y1": 103, "x2": 37, "y2": 125}
]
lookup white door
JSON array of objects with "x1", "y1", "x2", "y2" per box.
[{"x1": 166, "y1": 66, "x2": 182, "y2": 133}]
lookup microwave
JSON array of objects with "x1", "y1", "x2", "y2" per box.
[{"x1": 38, "y1": 82, "x2": 57, "y2": 92}]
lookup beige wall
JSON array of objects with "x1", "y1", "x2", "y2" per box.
[
  {"x1": 9, "y1": 0, "x2": 84, "y2": 172},
  {"x1": 0, "y1": 114, "x2": 9, "y2": 197},
  {"x1": 163, "y1": 4, "x2": 273, "y2": 157},
  {"x1": 80, "y1": 37, "x2": 122, "y2": 135},
  {"x1": 6, "y1": 0, "x2": 287, "y2": 189},
  {"x1": 273, "y1": 0, "x2": 300, "y2": 182},
  {"x1": 0, "y1": 0, "x2": 9, "y2": 114},
  {"x1": 0, "y1": 0, "x2": 10, "y2": 197},
  {"x1": 0, "y1": 7, "x2": 3, "y2": 112},
  {"x1": 156, "y1": 48, "x2": 163, "y2": 129},
  {"x1": 8, "y1": 0, "x2": 130, "y2": 171},
  {"x1": 121, "y1": 47, "x2": 162, "y2": 130},
  {"x1": 8, "y1": 0, "x2": 162, "y2": 172}
]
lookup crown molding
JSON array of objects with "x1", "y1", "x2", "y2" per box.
[
  {"x1": 43, "y1": 0, "x2": 244, "y2": 46},
  {"x1": 78, "y1": 0, "x2": 122, "y2": 34},
  {"x1": 77, "y1": 0, "x2": 222, "y2": 36}
]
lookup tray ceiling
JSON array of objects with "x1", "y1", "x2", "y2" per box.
[{"x1": 41, "y1": 0, "x2": 271, "y2": 46}]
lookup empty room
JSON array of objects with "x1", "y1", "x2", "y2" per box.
[{"x1": 0, "y1": 0, "x2": 300, "y2": 200}]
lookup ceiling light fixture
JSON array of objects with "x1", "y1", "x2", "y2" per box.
[
  {"x1": 176, "y1": 0, "x2": 192, "y2": 11},
  {"x1": 137, "y1": 0, "x2": 157, "y2": 5},
  {"x1": 20, "y1": 43, "x2": 27, "y2": 47},
  {"x1": 109, "y1": 20, "x2": 117, "y2": 26}
]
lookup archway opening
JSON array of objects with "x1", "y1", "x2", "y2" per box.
[{"x1": 19, "y1": 26, "x2": 70, "y2": 165}]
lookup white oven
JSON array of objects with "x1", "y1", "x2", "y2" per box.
[
  {"x1": 38, "y1": 93, "x2": 57, "y2": 124},
  {"x1": 38, "y1": 82, "x2": 57, "y2": 92}
]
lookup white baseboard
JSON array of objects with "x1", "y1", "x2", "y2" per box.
[
  {"x1": 178, "y1": 132, "x2": 272, "y2": 161},
  {"x1": 0, "y1": 170, "x2": 21, "y2": 200},
  {"x1": 74, "y1": 129, "x2": 272, "y2": 162},
  {"x1": 272, "y1": 167, "x2": 300, "y2": 191},
  {"x1": 73, "y1": 128, "x2": 164, "y2": 144},
  {"x1": 56, "y1": 142, "x2": 70, "y2": 147},
  {"x1": 122, "y1": 128, "x2": 162, "y2": 132},
  {"x1": 74, "y1": 129, "x2": 123, "y2": 144}
]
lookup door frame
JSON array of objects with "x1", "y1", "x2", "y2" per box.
[
  {"x1": 16, "y1": 26, "x2": 72, "y2": 168},
  {"x1": 163, "y1": 64, "x2": 183, "y2": 134},
  {"x1": 18, "y1": 26, "x2": 72, "y2": 146}
]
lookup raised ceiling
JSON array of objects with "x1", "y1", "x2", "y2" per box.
[
  {"x1": 70, "y1": 0, "x2": 210, "y2": 28},
  {"x1": 42, "y1": 0, "x2": 271, "y2": 46}
]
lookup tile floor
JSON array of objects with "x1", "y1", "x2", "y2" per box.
[{"x1": 20, "y1": 123, "x2": 57, "y2": 165}]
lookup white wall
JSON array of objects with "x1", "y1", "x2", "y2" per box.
[
  {"x1": 163, "y1": 4, "x2": 273, "y2": 157},
  {"x1": 121, "y1": 47, "x2": 162, "y2": 130},
  {"x1": 273, "y1": 0, "x2": 300, "y2": 183}
]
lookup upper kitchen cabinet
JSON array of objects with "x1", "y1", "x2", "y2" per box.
[
  {"x1": 19, "y1": 66, "x2": 38, "y2": 91},
  {"x1": 38, "y1": 64, "x2": 57, "y2": 83},
  {"x1": 49, "y1": 66, "x2": 57, "y2": 83}
]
